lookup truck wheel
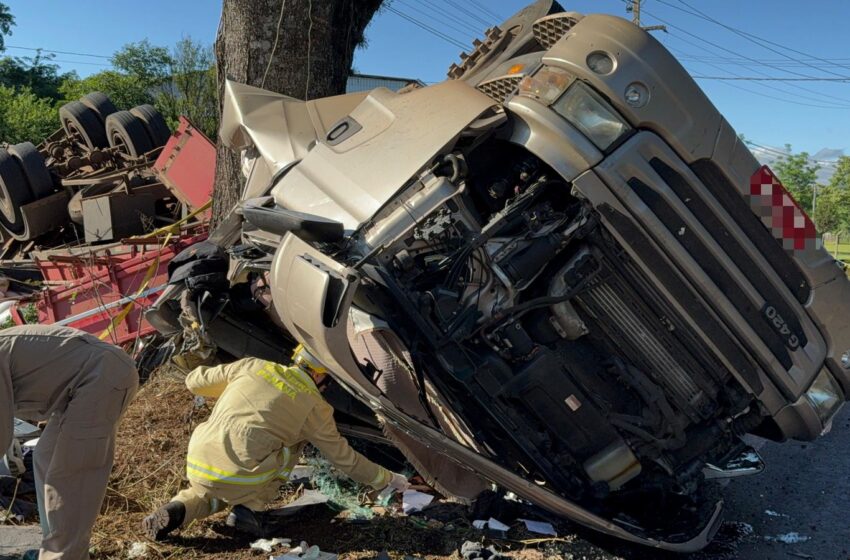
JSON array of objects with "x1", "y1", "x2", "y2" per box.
[
  {"x1": 59, "y1": 100, "x2": 109, "y2": 149},
  {"x1": 130, "y1": 104, "x2": 171, "y2": 147},
  {"x1": 7, "y1": 142, "x2": 53, "y2": 199},
  {"x1": 80, "y1": 92, "x2": 118, "y2": 123},
  {"x1": 105, "y1": 111, "x2": 154, "y2": 157},
  {"x1": 0, "y1": 150, "x2": 34, "y2": 235}
]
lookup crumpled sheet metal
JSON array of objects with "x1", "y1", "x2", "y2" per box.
[{"x1": 347, "y1": 312, "x2": 489, "y2": 503}]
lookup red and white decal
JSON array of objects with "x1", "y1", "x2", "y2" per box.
[{"x1": 749, "y1": 165, "x2": 820, "y2": 252}]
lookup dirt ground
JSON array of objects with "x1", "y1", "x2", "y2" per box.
[{"x1": 87, "y1": 371, "x2": 601, "y2": 560}]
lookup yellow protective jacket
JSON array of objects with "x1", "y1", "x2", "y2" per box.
[{"x1": 184, "y1": 357, "x2": 391, "y2": 490}]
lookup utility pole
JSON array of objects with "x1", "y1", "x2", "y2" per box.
[{"x1": 626, "y1": 0, "x2": 667, "y2": 32}]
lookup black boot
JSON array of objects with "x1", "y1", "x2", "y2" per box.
[
  {"x1": 226, "y1": 504, "x2": 274, "y2": 537},
  {"x1": 142, "y1": 501, "x2": 186, "y2": 541}
]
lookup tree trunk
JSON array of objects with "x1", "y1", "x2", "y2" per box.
[{"x1": 211, "y1": 0, "x2": 384, "y2": 225}]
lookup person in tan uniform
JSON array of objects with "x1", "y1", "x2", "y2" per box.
[
  {"x1": 142, "y1": 345, "x2": 409, "y2": 540},
  {"x1": 0, "y1": 324, "x2": 139, "y2": 560}
]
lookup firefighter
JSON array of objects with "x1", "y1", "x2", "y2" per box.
[
  {"x1": 0, "y1": 324, "x2": 139, "y2": 560},
  {"x1": 142, "y1": 345, "x2": 410, "y2": 540}
]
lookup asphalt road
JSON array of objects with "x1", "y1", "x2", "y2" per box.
[
  {"x1": 562, "y1": 406, "x2": 850, "y2": 560},
  {"x1": 721, "y1": 406, "x2": 850, "y2": 560}
]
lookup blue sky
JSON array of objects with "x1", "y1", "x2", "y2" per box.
[{"x1": 5, "y1": 0, "x2": 849, "y2": 170}]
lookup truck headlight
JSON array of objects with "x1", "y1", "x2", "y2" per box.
[
  {"x1": 805, "y1": 368, "x2": 843, "y2": 426},
  {"x1": 551, "y1": 81, "x2": 631, "y2": 151}
]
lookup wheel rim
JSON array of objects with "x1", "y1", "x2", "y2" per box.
[{"x1": 111, "y1": 130, "x2": 131, "y2": 156}]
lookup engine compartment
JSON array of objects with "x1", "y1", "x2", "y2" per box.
[{"x1": 327, "y1": 133, "x2": 763, "y2": 530}]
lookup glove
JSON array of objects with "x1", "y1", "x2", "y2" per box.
[
  {"x1": 4, "y1": 440, "x2": 25, "y2": 477},
  {"x1": 387, "y1": 472, "x2": 410, "y2": 493}
]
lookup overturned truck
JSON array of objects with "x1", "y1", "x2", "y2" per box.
[{"x1": 149, "y1": 0, "x2": 850, "y2": 552}]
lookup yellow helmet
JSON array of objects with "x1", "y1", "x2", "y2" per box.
[{"x1": 292, "y1": 344, "x2": 328, "y2": 375}]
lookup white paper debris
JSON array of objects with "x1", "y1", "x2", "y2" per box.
[
  {"x1": 272, "y1": 541, "x2": 337, "y2": 560},
  {"x1": 250, "y1": 538, "x2": 291, "y2": 553},
  {"x1": 518, "y1": 518, "x2": 557, "y2": 536},
  {"x1": 472, "y1": 518, "x2": 510, "y2": 532},
  {"x1": 290, "y1": 465, "x2": 315, "y2": 480},
  {"x1": 402, "y1": 490, "x2": 434, "y2": 514},
  {"x1": 127, "y1": 542, "x2": 148, "y2": 559},
  {"x1": 766, "y1": 532, "x2": 810, "y2": 544},
  {"x1": 764, "y1": 510, "x2": 788, "y2": 518},
  {"x1": 22, "y1": 438, "x2": 39, "y2": 449}
]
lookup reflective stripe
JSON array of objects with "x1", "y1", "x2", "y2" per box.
[
  {"x1": 186, "y1": 457, "x2": 278, "y2": 486},
  {"x1": 254, "y1": 363, "x2": 320, "y2": 399},
  {"x1": 276, "y1": 446, "x2": 292, "y2": 480}
]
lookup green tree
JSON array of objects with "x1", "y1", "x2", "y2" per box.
[
  {"x1": 59, "y1": 70, "x2": 154, "y2": 110},
  {"x1": 0, "y1": 50, "x2": 75, "y2": 100},
  {"x1": 155, "y1": 37, "x2": 218, "y2": 138},
  {"x1": 0, "y1": 3, "x2": 14, "y2": 51},
  {"x1": 59, "y1": 41, "x2": 172, "y2": 110},
  {"x1": 111, "y1": 39, "x2": 171, "y2": 85},
  {"x1": 828, "y1": 155, "x2": 850, "y2": 190},
  {"x1": 773, "y1": 144, "x2": 820, "y2": 215},
  {"x1": 0, "y1": 85, "x2": 57, "y2": 143}
]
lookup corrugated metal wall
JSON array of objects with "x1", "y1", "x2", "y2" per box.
[{"x1": 346, "y1": 74, "x2": 421, "y2": 93}]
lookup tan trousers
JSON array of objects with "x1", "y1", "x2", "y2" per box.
[
  {"x1": 33, "y1": 362, "x2": 138, "y2": 560},
  {"x1": 173, "y1": 478, "x2": 283, "y2": 526}
]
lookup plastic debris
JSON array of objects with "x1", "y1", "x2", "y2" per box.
[
  {"x1": 472, "y1": 518, "x2": 510, "y2": 532},
  {"x1": 306, "y1": 455, "x2": 373, "y2": 519},
  {"x1": 460, "y1": 541, "x2": 508, "y2": 560},
  {"x1": 269, "y1": 490, "x2": 331, "y2": 519},
  {"x1": 518, "y1": 518, "x2": 557, "y2": 536},
  {"x1": 127, "y1": 542, "x2": 148, "y2": 559},
  {"x1": 250, "y1": 538, "x2": 291, "y2": 553},
  {"x1": 272, "y1": 541, "x2": 337, "y2": 560},
  {"x1": 402, "y1": 490, "x2": 434, "y2": 514},
  {"x1": 764, "y1": 509, "x2": 788, "y2": 518},
  {"x1": 766, "y1": 532, "x2": 811, "y2": 544}
]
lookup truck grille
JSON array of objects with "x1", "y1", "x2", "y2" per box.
[
  {"x1": 691, "y1": 159, "x2": 811, "y2": 304},
  {"x1": 532, "y1": 13, "x2": 583, "y2": 50},
  {"x1": 477, "y1": 75, "x2": 523, "y2": 104}
]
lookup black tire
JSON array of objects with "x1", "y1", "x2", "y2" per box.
[
  {"x1": 0, "y1": 150, "x2": 34, "y2": 235},
  {"x1": 7, "y1": 142, "x2": 53, "y2": 199},
  {"x1": 105, "y1": 111, "x2": 154, "y2": 157},
  {"x1": 130, "y1": 104, "x2": 171, "y2": 147},
  {"x1": 80, "y1": 92, "x2": 118, "y2": 123},
  {"x1": 59, "y1": 100, "x2": 109, "y2": 149}
]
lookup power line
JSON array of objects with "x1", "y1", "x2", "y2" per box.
[
  {"x1": 5, "y1": 45, "x2": 112, "y2": 60},
  {"x1": 669, "y1": 0, "x2": 850, "y2": 76},
  {"x1": 468, "y1": 0, "x2": 505, "y2": 22},
  {"x1": 663, "y1": 33, "x2": 850, "y2": 109},
  {"x1": 619, "y1": 0, "x2": 847, "y2": 82},
  {"x1": 691, "y1": 76, "x2": 850, "y2": 82},
  {"x1": 384, "y1": 6, "x2": 469, "y2": 50},
  {"x1": 745, "y1": 140, "x2": 840, "y2": 167},
  {"x1": 406, "y1": 0, "x2": 482, "y2": 36},
  {"x1": 627, "y1": 3, "x2": 850, "y2": 108},
  {"x1": 441, "y1": 0, "x2": 493, "y2": 27},
  {"x1": 50, "y1": 59, "x2": 111, "y2": 68}
]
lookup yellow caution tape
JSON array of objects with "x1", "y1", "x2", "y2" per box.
[
  {"x1": 129, "y1": 199, "x2": 212, "y2": 241},
  {"x1": 98, "y1": 232, "x2": 172, "y2": 342}
]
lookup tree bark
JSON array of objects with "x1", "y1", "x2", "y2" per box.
[{"x1": 211, "y1": 0, "x2": 384, "y2": 225}]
